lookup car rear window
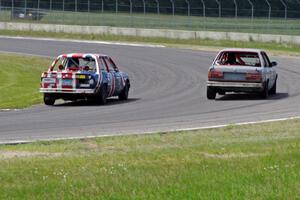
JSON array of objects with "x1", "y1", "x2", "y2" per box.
[
  {"x1": 215, "y1": 51, "x2": 261, "y2": 67},
  {"x1": 66, "y1": 57, "x2": 96, "y2": 72}
]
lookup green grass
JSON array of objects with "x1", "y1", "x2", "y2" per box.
[
  {"x1": 0, "y1": 54, "x2": 50, "y2": 109},
  {"x1": 1, "y1": 29, "x2": 300, "y2": 56},
  {"x1": 1, "y1": 10, "x2": 300, "y2": 35},
  {"x1": 0, "y1": 119, "x2": 300, "y2": 199}
]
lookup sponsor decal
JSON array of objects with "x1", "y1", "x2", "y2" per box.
[
  {"x1": 43, "y1": 78, "x2": 56, "y2": 84},
  {"x1": 76, "y1": 74, "x2": 86, "y2": 79},
  {"x1": 80, "y1": 84, "x2": 90, "y2": 88}
]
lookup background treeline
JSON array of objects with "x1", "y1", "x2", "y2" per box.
[{"x1": 1, "y1": 0, "x2": 300, "y2": 18}]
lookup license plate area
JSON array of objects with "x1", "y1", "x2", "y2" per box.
[
  {"x1": 224, "y1": 73, "x2": 245, "y2": 81},
  {"x1": 62, "y1": 79, "x2": 73, "y2": 86},
  {"x1": 42, "y1": 78, "x2": 56, "y2": 84}
]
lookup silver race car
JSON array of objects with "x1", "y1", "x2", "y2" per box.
[{"x1": 207, "y1": 48, "x2": 278, "y2": 99}]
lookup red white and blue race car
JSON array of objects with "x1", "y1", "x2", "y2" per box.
[{"x1": 40, "y1": 53, "x2": 130, "y2": 105}]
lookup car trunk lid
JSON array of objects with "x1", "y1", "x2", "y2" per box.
[{"x1": 209, "y1": 65, "x2": 262, "y2": 82}]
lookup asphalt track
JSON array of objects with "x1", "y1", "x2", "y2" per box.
[{"x1": 1, "y1": 37, "x2": 300, "y2": 143}]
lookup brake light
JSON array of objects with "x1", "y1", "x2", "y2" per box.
[
  {"x1": 208, "y1": 70, "x2": 223, "y2": 80},
  {"x1": 41, "y1": 72, "x2": 47, "y2": 78},
  {"x1": 246, "y1": 72, "x2": 262, "y2": 82}
]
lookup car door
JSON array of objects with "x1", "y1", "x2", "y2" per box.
[
  {"x1": 103, "y1": 56, "x2": 123, "y2": 96},
  {"x1": 261, "y1": 52, "x2": 275, "y2": 89},
  {"x1": 99, "y1": 56, "x2": 114, "y2": 97}
]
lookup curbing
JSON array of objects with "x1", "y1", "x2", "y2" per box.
[{"x1": 0, "y1": 22, "x2": 300, "y2": 44}]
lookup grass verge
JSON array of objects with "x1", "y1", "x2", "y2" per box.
[
  {"x1": 0, "y1": 29, "x2": 300, "y2": 56},
  {"x1": 0, "y1": 119, "x2": 300, "y2": 199},
  {"x1": 0, "y1": 53, "x2": 50, "y2": 109}
]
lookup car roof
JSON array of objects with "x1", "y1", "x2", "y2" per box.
[
  {"x1": 59, "y1": 53, "x2": 108, "y2": 58},
  {"x1": 220, "y1": 48, "x2": 263, "y2": 53}
]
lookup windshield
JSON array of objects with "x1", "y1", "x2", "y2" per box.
[{"x1": 215, "y1": 51, "x2": 261, "y2": 67}]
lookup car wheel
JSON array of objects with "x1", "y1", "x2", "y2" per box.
[
  {"x1": 44, "y1": 94, "x2": 55, "y2": 106},
  {"x1": 96, "y1": 85, "x2": 107, "y2": 105},
  {"x1": 118, "y1": 83, "x2": 129, "y2": 100},
  {"x1": 269, "y1": 79, "x2": 277, "y2": 95},
  {"x1": 207, "y1": 87, "x2": 216, "y2": 100},
  {"x1": 261, "y1": 81, "x2": 269, "y2": 99}
]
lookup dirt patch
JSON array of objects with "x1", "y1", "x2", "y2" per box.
[
  {"x1": 0, "y1": 151, "x2": 62, "y2": 159},
  {"x1": 202, "y1": 152, "x2": 268, "y2": 159},
  {"x1": 81, "y1": 139, "x2": 99, "y2": 150}
]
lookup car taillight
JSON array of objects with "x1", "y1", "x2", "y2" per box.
[
  {"x1": 208, "y1": 70, "x2": 223, "y2": 80},
  {"x1": 246, "y1": 72, "x2": 262, "y2": 82},
  {"x1": 41, "y1": 72, "x2": 47, "y2": 78}
]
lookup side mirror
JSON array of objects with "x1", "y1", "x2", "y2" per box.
[{"x1": 271, "y1": 61, "x2": 277, "y2": 67}]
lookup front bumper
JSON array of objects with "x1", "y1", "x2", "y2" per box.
[{"x1": 40, "y1": 88, "x2": 95, "y2": 94}]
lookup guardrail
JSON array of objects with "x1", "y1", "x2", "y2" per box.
[
  {"x1": 0, "y1": 0, "x2": 299, "y2": 36},
  {"x1": 1, "y1": 22, "x2": 299, "y2": 44},
  {"x1": 0, "y1": 8, "x2": 300, "y2": 36}
]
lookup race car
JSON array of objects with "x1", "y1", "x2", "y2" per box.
[
  {"x1": 40, "y1": 53, "x2": 130, "y2": 105},
  {"x1": 207, "y1": 48, "x2": 278, "y2": 99}
]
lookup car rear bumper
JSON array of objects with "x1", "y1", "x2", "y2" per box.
[
  {"x1": 40, "y1": 88, "x2": 95, "y2": 94},
  {"x1": 207, "y1": 81, "x2": 263, "y2": 88},
  {"x1": 207, "y1": 81, "x2": 263, "y2": 92}
]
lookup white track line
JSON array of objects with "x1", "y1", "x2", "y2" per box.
[
  {"x1": 0, "y1": 35, "x2": 166, "y2": 48},
  {"x1": 1, "y1": 116, "x2": 300, "y2": 145}
]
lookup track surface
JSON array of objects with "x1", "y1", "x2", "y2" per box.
[{"x1": 1, "y1": 37, "x2": 300, "y2": 143}]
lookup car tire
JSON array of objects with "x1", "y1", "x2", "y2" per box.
[
  {"x1": 269, "y1": 78, "x2": 277, "y2": 95},
  {"x1": 118, "y1": 83, "x2": 129, "y2": 100},
  {"x1": 44, "y1": 94, "x2": 55, "y2": 106},
  {"x1": 261, "y1": 81, "x2": 269, "y2": 99},
  {"x1": 207, "y1": 87, "x2": 216, "y2": 100},
  {"x1": 96, "y1": 84, "x2": 107, "y2": 105}
]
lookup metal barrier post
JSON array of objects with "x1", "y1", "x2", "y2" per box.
[
  {"x1": 38, "y1": 0, "x2": 40, "y2": 20},
  {"x1": 185, "y1": 0, "x2": 190, "y2": 16},
  {"x1": 215, "y1": 0, "x2": 221, "y2": 17},
  {"x1": 280, "y1": 0, "x2": 287, "y2": 20},
  {"x1": 11, "y1": 0, "x2": 14, "y2": 19},
  {"x1": 88, "y1": 0, "x2": 90, "y2": 25},
  {"x1": 142, "y1": 0, "x2": 146, "y2": 15},
  {"x1": 24, "y1": 0, "x2": 27, "y2": 15},
  {"x1": 233, "y1": 0, "x2": 237, "y2": 18},
  {"x1": 264, "y1": 0, "x2": 271, "y2": 20},
  {"x1": 247, "y1": 0, "x2": 254, "y2": 20},
  {"x1": 129, "y1": 0, "x2": 132, "y2": 14},
  {"x1": 201, "y1": 0, "x2": 205, "y2": 17},
  {"x1": 75, "y1": 0, "x2": 77, "y2": 12},
  {"x1": 101, "y1": 0, "x2": 104, "y2": 13},
  {"x1": 170, "y1": 0, "x2": 174, "y2": 16},
  {"x1": 155, "y1": 0, "x2": 159, "y2": 15},
  {"x1": 50, "y1": 0, "x2": 52, "y2": 11},
  {"x1": 116, "y1": 0, "x2": 118, "y2": 14}
]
